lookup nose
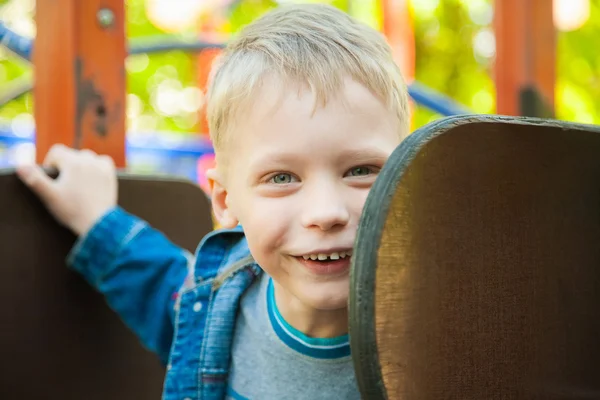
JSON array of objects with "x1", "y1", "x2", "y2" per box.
[{"x1": 300, "y1": 181, "x2": 351, "y2": 231}]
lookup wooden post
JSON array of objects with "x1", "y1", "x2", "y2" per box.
[
  {"x1": 381, "y1": 0, "x2": 415, "y2": 82},
  {"x1": 197, "y1": 48, "x2": 221, "y2": 136},
  {"x1": 33, "y1": 0, "x2": 126, "y2": 167},
  {"x1": 381, "y1": 0, "x2": 415, "y2": 128},
  {"x1": 494, "y1": 0, "x2": 555, "y2": 118},
  {"x1": 196, "y1": 14, "x2": 223, "y2": 137}
]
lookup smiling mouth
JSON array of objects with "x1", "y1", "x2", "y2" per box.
[
  {"x1": 294, "y1": 251, "x2": 353, "y2": 275},
  {"x1": 300, "y1": 250, "x2": 353, "y2": 261}
]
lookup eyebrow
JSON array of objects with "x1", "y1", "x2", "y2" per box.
[
  {"x1": 245, "y1": 154, "x2": 300, "y2": 179},
  {"x1": 250, "y1": 152, "x2": 303, "y2": 165},
  {"x1": 248, "y1": 146, "x2": 390, "y2": 171},
  {"x1": 334, "y1": 148, "x2": 390, "y2": 164}
]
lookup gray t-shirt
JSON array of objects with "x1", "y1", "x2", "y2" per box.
[{"x1": 226, "y1": 273, "x2": 360, "y2": 399}]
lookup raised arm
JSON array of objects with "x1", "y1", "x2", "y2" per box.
[
  {"x1": 16, "y1": 144, "x2": 192, "y2": 364},
  {"x1": 68, "y1": 206, "x2": 191, "y2": 363}
]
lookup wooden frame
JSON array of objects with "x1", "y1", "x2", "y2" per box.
[
  {"x1": 494, "y1": 0, "x2": 556, "y2": 117},
  {"x1": 350, "y1": 115, "x2": 600, "y2": 398},
  {"x1": 34, "y1": 0, "x2": 126, "y2": 166}
]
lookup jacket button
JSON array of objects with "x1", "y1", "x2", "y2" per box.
[{"x1": 193, "y1": 302, "x2": 203, "y2": 312}]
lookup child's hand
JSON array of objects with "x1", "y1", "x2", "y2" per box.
[{"x1": 16, "y1": 144, "x2": 118, "y2": 236}]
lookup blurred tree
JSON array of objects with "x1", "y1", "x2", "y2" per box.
[
  {"x1": 556, "y1": 0, "x2": 600, "y2": 124},
  {"x1": 0, "y1": 0, "x2": 34, "y2": 130},
  {"x1": 411, "y1": 0, "x2": 496, "y2": 127},
  {"x1": 0, "y1": 0, "x2": 598, "y2": 137}
]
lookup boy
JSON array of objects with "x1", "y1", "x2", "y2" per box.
[{"x1": 17, "y1": 3, "x2": 409, "y2": 399}]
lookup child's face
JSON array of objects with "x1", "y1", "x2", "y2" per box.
[{"x1": 216, "y1": 77, "x2": 401, "y2": 313}]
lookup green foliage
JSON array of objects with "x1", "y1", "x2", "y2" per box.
[
  {"x1": 411, "y1": 0, "x2": 495, "y2": 128},
  {"x1": 556, "y1": 0, "x2": 600, "y2": 124},
  {"x1": 0, "y1": 0, "x2": 599, "y2": 136}
]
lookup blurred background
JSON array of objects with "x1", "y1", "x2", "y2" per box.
[{"x1": 0, "y1": 0, "x2": 598, "y2": 186}]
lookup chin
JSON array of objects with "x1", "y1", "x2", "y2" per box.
[{"x1": 296, "y1": 280, "x2": 350, "y2": 311}]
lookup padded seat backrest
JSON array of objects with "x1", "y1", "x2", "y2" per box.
[
  {"x1": 0, "y1": 170, "x2": 213, "y2": 399},
  {"x1": 350, "y1": 116, "x2": 600, "y2": 400}
]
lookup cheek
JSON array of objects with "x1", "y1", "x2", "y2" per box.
[
  {"x1": 236, "y1": 195, "x2": 295, "y2": 254},
  {"x1": 351, "y1": 187, "x2": 372, "y2": 218}
]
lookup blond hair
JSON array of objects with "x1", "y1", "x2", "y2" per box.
[{"x1": 206, "y1": 3, "x2": 409, "y2": 161}]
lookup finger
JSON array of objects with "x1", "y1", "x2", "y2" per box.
[
  {"x1": 16, "y1": 164, "x2": 59, "y2": 204},
  {"x1": 80, "y1": 149, "x2": 97, "y2": 157},
  {"x1": 42, "y1": 144, "x2": 78, "y2": 169},
  {"x1": 97, "y1": 154, "x2": 113, "y2": 163},
  {"x1": 98, "y1": 154, "x2": 115, "y2": 168},
  {"x1": 42, "y1": 144, "x2": 66, "y2": 167}
]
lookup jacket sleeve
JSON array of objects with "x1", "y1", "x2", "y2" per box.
[{"x1": 67, "y1": 206, "x2": 194, "y2": 365}]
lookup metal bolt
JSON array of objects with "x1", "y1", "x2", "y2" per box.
[{"x1": 97, "y1": 8, "x2": 115, "y2": 28}]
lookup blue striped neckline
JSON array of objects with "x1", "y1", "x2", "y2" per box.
[{"x1": 266, "y1": 278, "x2": 350, "y2": 359}]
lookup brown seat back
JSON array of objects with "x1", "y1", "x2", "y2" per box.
[
  {"x1": 350, "y1": 115, "x2": 600, "y2": 400},
  {"x1": 0, "y1": 169, "x2": 213, "y2": 399}
]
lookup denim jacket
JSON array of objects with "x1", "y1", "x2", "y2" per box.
[{"x1": 68, "y1": 206, "x2": 262, "y2": 400}]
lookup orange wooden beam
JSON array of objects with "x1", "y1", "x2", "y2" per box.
[
  {"x1": 381, "y1": 0, "x2": 415, "y2": 128},
  {"x1": 196, "y1": 13, "x2": 223, "y2": 138},
  {"x1": 494, "y1": 0, "x2": 555, "y2": 117},
  {"x1": 197, "y1": 48, "x2": 221, "y2": 137},
  {"x1": 34, "y1": 0, "x2": 126, "y2": 167},
  {"x1": 381, "y1": 0, "x2": 415, "y2": 82}
]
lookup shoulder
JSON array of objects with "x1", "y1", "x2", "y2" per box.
[{"x1": 192, "y1": 225, "x2": 256, "y2": 282}]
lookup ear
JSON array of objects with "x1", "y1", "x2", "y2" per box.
[{"x1": 206, "y1": 168, "x2": 239, "y2": 229}]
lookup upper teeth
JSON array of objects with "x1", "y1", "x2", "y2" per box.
[{"x1": 302, "y1": 251, "x2": 353, "y2": 261}]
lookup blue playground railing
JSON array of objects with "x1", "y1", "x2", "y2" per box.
[
  {"x1": 0, "y1": 22, "x2": 31, "y2": 60},
  {"x1": 0, "y1": 22, "x2": 225, "y2": 62},
  {"x1": 0, "y1": 20, "x2": 472, "y2": 181},
  {"x1": 0, "y1": 122, "x2": 214, "y2": 181},
  {"x1": 407, "y1": 81, "x2": 471, "y2": 116},
  {"x1": 0, "y1": 21, "x2": 472, "y2": 117}
]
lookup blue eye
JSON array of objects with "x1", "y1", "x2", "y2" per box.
[
  {"x1": 348, "y1": 166, "x2": 373, "y2": 177},
  {"x1": 271, "y1": 173, "x2": 293, "y2": 184}
]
